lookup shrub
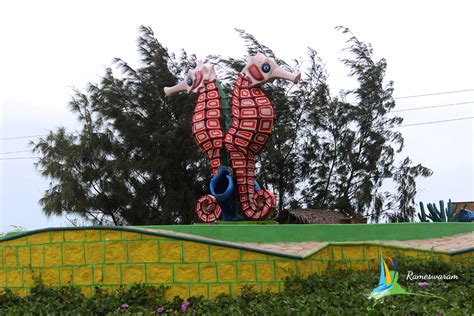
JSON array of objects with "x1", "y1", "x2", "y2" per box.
[{"x1": 0, "y1": 257, "x2": 472, "y2": 315}]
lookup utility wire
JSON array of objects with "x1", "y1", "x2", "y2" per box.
[
  {"x1": 0, "y1": 132, "x2": 79, "y2": 141},
  {"x1": 393, "y1": 101, "x2": 474, "y2": 113},
  {"x1": 0, "y1": 134, "x2": 48, "y2": 141},
  {"x1": 0, "y1": 150, "x2": 32, "y2": 155},
  {"x1": 396, "y1": 116, "x2": 474, "y2": 127},
  {"x1": 2, "y1": 99, "x2": 473, "y2": 142},
  {"x1": 394, "y1": 89, "x2": 474, "y2": 99},
  {"x1": 1, "y1": 117, "x2": 472, "y2": 160},
  {"x1": 0, "y1": 157, "x2": 39, "y2": 160},
  {"x1": 275, "y1": 100, "x2": 474, "y2": 114},
  {"x1": 2, "y1": 114, "x2": 472, "y2": 145}
]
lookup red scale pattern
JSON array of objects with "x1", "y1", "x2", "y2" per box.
[
  {"x1": 224, "y1": 73, "x2": 276, "y2": 220},
  {"x1": 192, "y1": 80, "x2": 224, "y2": 223},
  {"x1": 191, "y1": 80, "x2": 224, "y2": 176}
]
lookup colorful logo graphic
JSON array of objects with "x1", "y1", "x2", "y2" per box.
[
  {"x1": 369, "y1": 256, "x2": 407, "y2": 301},
  {"x1": 369, "y1": 256, "x2": 444, "y2": 307}
]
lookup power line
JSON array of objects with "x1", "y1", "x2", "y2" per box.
[
  {"x1": 276, "y1": 99, "x2": 473, "y2": 114},
  {"x1": 0, "y1": 134, "x2": 48, "y2": 141},
  {"x1": 0, "y1": 150, "x2": 32, "y2": 155},
  {"x1": 394, "y1": 89, "x2": 474, "y2": 99},
  {"x1": 393, "y1": 101, "x2": 474, "y2": 113},
  {"x1": 1, "y1": 107, "x2": 473, "y2": 144},
  {"x1": 0, "y1": 131, "x2": 83, "y2": 141},
  {"x1": 396, "y1": 116, "x2": 474, "y2": 127},
  {"x1": 0, "y1": 116, "x2": 471, "y2": 160},
  {"x1": 0, "y1": 157, "x2": 39, "y2": 160}
]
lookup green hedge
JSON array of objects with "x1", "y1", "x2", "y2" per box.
[{"x1": 1, "y1": 257, "x2": 472, "y2": 315}]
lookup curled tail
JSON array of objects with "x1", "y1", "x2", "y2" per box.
[
  {"x1": 223, "y1": 73, "x2": 276, "y2": 220},
  {"x1": 229, "y1": 151, "x2": 276, "y2": 220}
]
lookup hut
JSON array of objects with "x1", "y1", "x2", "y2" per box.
[
  {"x1": 276, "y1": 208, "x2": 351, "y2": 224},
  {"x1": 452, "y1": 201, "x2": 474, "y2": 212}
]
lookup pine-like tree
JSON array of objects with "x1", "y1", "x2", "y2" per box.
[
  {"x1": 34, "y1": 26, "x2": 432, "y2": 225},
  {"x1": 34, "y1": 26, "x2": 208, "y2": 225},
  {"x1": 301, "y1": 27, "x2": 432, "y2": 220}
]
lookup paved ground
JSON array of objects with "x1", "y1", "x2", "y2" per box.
[
  {"x1": 380, "y1": 232, "x2": 474, "y2": 252},
  {"x1": 139, "y1": 228, "x2": 473, "y2": 257},
  {"x1": 237, "y1": 241, "x2": 326, "y2": 256},
  {"x1": 239, "y1": 232, "x2": 473, "y2": 256}
]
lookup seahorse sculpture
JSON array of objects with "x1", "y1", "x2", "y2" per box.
[
  {"x1": 164, "y1": 61, "x2": 228, "y2": 223},
  {"x1": 224, "y1": 52, "x2": 301, "y2": 220}
]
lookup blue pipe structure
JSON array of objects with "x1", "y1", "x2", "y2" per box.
[{"x1": 210, "y1": 167, "x2": 239, "y2": 221}]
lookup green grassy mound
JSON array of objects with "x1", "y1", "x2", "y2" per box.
[
  {"x1": 136, "y1": 222, "x2": 474, "y2": 242},
  {"x1": 3, "y1": 222, "x2": 472, "y2": 244}
]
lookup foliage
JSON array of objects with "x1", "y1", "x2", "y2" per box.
[
  {"x1": 34, "y1": 25, "x2": 432, "y2": 224},
  {"x1": 384, "y1": 157, "x2": 433, "y2": 222},
  {"x1": 0, "y1": 226, "x2": 27, "y2": 238},
  {"x1": 211, "y1": 27, "x2": 432, "y2": 220},
  {"x1": 418, "y1": 199, "x2": 459, "y2": 222},
  {"x1": 0, "y1": 257, "x2": 471, "y2": 315},
  {"x1": 292, "y1": 27, "x2": 431, "y2": 220},
  {"x1": 33, "y1": 26, "x2": 207, "y2": 225}
]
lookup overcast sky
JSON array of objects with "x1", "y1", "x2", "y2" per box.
[{"x1": 1, "y1": 0, "x2": 473, "y2": 232}]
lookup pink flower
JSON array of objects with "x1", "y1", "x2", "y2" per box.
[
  {"x1": 181, "y1": 301, "x2": 190, "y2": 312},
  {"x1": 156, "y1": 306, "x2": 165, "y2": 313},
  {"x1": 120, "y1": 303, "x2": 129, "y2": 309}
]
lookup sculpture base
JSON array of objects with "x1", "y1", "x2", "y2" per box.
[{"x1": 1, "y1": 223, "x2": 472, "y2": 299}]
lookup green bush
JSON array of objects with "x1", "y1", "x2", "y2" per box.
[{"x1": 0, "y1": 257, "x2": 472, "y2": 315}]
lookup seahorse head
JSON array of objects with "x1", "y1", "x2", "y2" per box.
[
  {"x1": 164, "y1": 61, "x2": 217, "y2": 96},
  {"x1": 241, "y1": 52, "x2": 301, "y2": 87}
]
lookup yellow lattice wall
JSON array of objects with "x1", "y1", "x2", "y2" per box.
[{"x1": 0, "y1": 228, "x2": 471, "y2": 298}]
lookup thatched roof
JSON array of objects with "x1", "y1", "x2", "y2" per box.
[
  {"x1": 452, "y1": 201, "x2": 474, "y2": 212},
  {"x1": 276, "y1": 208, "x2": 348, "y2": 224}
]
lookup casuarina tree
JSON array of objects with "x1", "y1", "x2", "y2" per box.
[
  {"x1": 34, "y1": 26, "x2": 431, "y2": 224},
  {"x1": 34, "y1": 26, "x2": 208, "y2": 225}
]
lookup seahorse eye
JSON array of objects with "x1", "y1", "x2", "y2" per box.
[
  {"x1": 261, "y1": 63, "x2": 271, "y2": 73},
  {"x1": 186, "y1": 78, "x2": 193, "y2": 86}
]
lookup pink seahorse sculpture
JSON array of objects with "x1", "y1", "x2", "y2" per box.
[
  {"x1": 224, "y1": 52, "x2": 300, "y2": 220},
  {"x1": 164, "y1": 62, "x2": 225, "y2": 222}
]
